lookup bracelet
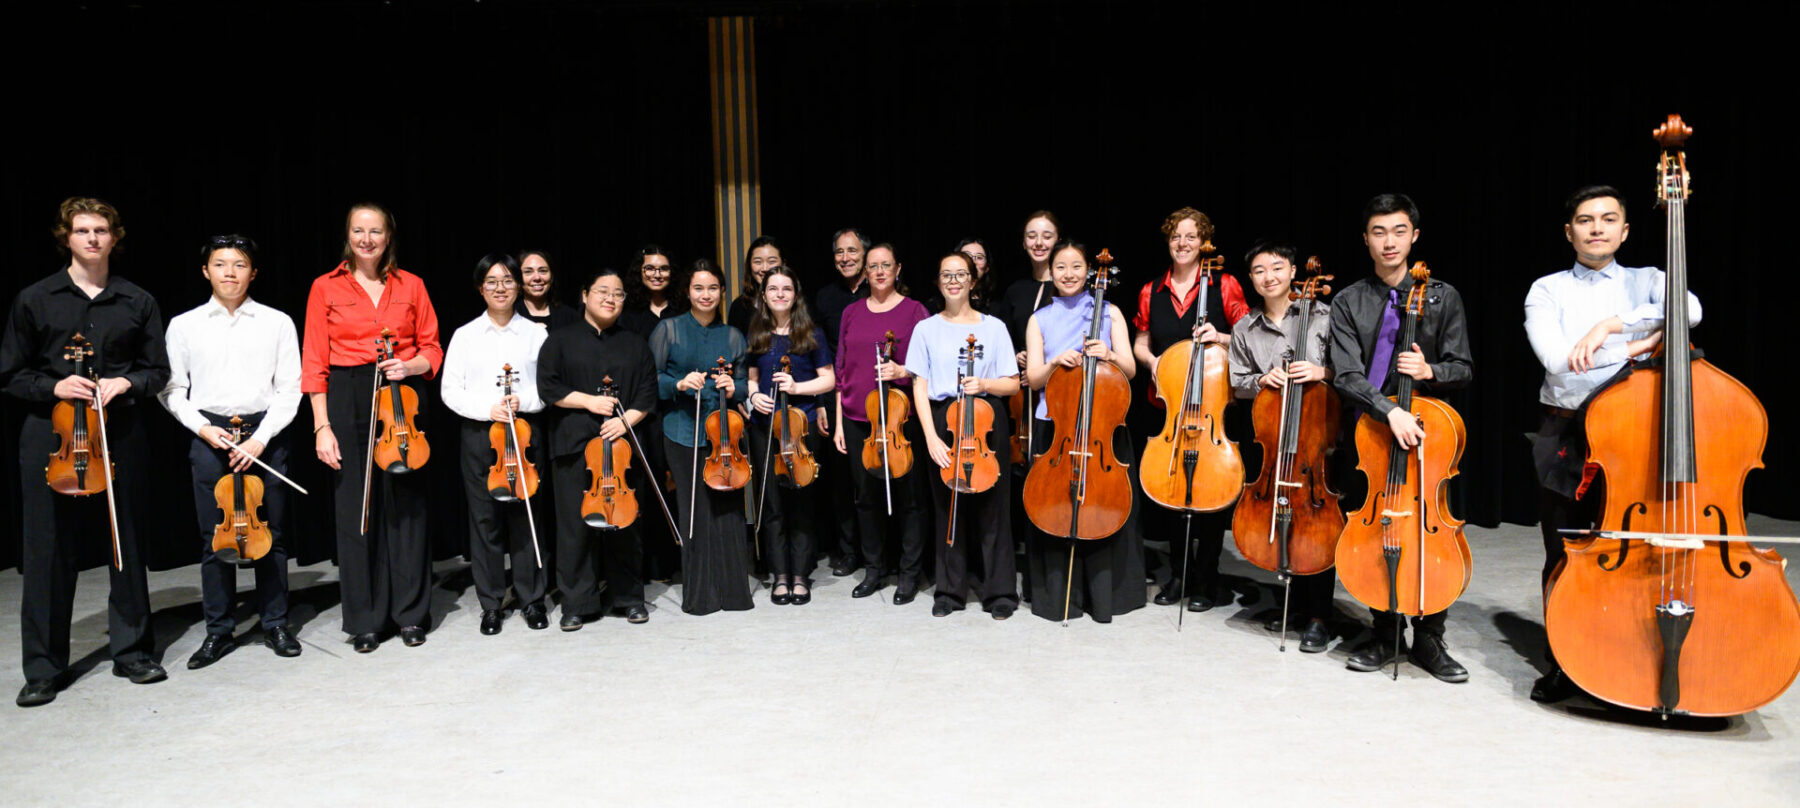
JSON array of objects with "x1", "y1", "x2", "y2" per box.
[{"x1": 314, "y1": 423, "x2": 332, "y2": 434}]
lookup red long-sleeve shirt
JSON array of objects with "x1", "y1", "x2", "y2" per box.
[{"x1": 300, "y1": 263, "x2": 443, "y2": 394}]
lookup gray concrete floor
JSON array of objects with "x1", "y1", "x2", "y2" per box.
[{"x1": 3, "y1": 518, "x2": 1799, "y2": 805}]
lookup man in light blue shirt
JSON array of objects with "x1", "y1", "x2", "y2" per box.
[{"x1": 1521, "y1": 185, "x2": 1700, "y2": 703}]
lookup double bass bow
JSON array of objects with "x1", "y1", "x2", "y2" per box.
[
  {"x1": 1335, "y1": 262, "x2": 1471, "y2": 678},
  {"x1": 1232, "y1": 258, "x2": 1343, "y2": 649},
  {"x1": 1139, "y1": 243, "x2": 1244, "y2": 622},
  {"x1": 210, "y1": 416, "x2": 272, "y2": 565},
  {"x1": 1022, "y1": 248, "x2": 1133, "y2": 625},
  {"x1": 863, "y1": 330, "x2": 914, "y2": 514},
  {"x1": 46, "y1": 333, "x2": 124, "y2": 570},
  {"x1": 1545, "y1": 114, "x2": 1800, "y2": 717},
  {"x1": 489, "y1": 364, "x2": 543, "y2": 568},
  {"x1": 941, "y1": 335, "x2": 1000, "y2": 547}
]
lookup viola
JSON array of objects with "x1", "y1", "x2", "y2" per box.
[
  {"x1": 1233, "y1": 259, "x2": 1344, "y2": 578},
  {"x1": 703, "y1": 357, "x2": 752, "y2": 492},
  {"x1": 771, "y1": 355, "x2": 819, "y2": 488},
  {"x1": 1140, "y1": 244, "x2": 1244, "y2": 515},
  {"x1": 486, "y1": 364, "x2": 540, "y2": 501},
  {"x1": 1545, "y1": 115, "x2": 1800, "y2": 716},
  {"x1": 1335, "y1": 262, "x2": 1471, "y2": 672},
  {"x1": 942, "y1": 335, "x2": 1000, "y2": 547},
  {"x1": 862, "y1": 329, "x2": 915, "y2": 483},
  {"x1": 371, "y1": 328, "x2": 429, "y2": 473},
  {"x1": 1023, "y1": 248, "x2": 1133, "y2": 544},
  {"x1": 210, "y1": 415, "x2": 272, "y2": 565},
  {"x1": 581, "y1": 376, "x2": 639, "y2": 529},
  {"x1": 47, "y1": 333, "x2": 108, "y2": 497}
]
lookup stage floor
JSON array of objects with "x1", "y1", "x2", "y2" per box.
[{"x1": 3, "y1": 519, "x2": 1798, "y2": 804}]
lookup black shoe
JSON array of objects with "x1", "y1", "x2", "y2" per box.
[
  {"x1": 480, "y1": 610, "x2": 505, "y2": 636},
  {"x1": 790, "y1": 580, "x2": 812, "y2": 606},
  {"x1": 932, "y1": 600, "x2": 955, "y2": 617},
  {"x1": 1260, "y1": 609, "x2": 1285, "y2": 632},
  {"x1": 771, "y1": 581, "x2": 792, "y2": 606},
  {"x1": 1409, "y1": 633, "x2": 1470, "y2": 683},
  {"x1": 16, "y1": 679, "x2": 57, "y2": 707},
  {"x1": 522, "y1": 604, "x2": 549, "y2": 630},
  {"x1": 353, "y1": 633, "x2": 380, "y2": 653},
  {"x1": 1346, "y1": 636, "x2": 1409, "y2": 672},
  {"x1": 830, "y1": 557, "x2": 858, "y2": 577},
  {"x1": 626, "y1": 605, "x2": 649, "y2": 624},
  {"x1": 187, "y1": 633, "x2": 236, "y2": 670},
  {"x1": 991, "y1": 601, "x2": 1016, "y2": 621},
  {"x1": 559, "y1": 612, "x2": 584, "y2": 632},
  {"x1": 264, "y1": 625, "x2": 302, "y2": 657},
  {"x1": 400, "y1": 626, "x2": 427, "y2": 647},
  {"x1": 1186, "y1": 591, "x2": 1215, "y2": 613},
  {"x1": 112, "y1": 659, "x2": 168, "y2": 684},
  {"x1": 1531, "y1": 668, "x2": 1580, "y2": 703},
  {"x1": 852, "y1": 572, "x2": 885, "y2": 598},
  {"x1": 1153, "y1": 579, "x2": 1183, "y2": 606},
  {"x1": 1299, "y1": 619, "x2": 1330, "y2": 653},
  {"x1": 893, "y1": 584, "x2": 918, "y2": 605}
]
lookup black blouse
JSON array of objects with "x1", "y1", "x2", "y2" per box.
[{"x1": 536, "y1": 319, "x2": 658, "y2": 458}]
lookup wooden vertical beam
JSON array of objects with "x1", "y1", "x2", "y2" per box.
[{"x1": 708, "y1": 16, "x2": 762, "y2": 302}]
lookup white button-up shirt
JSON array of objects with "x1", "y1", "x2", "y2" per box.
[
  {"x1": 159, "y1": 297, "x2": 303, "y2": 445},
  {"x1": 1523, "y1": 260, "x2": 1702, "y2": 409},
  {"x1": 440, "y1": 312, "x2": 548, "y2": 421}
]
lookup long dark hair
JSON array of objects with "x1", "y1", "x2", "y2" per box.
[
  {"x1": 517, "y1": 248, "x2": 557, "y2": 304},
  {"x1": 625, "y1": 243, "x2": 685, "y2": 315},
  {"x1": 952, "y1": 236, "x2": 995, "y2": 308},
  {"x1": 740, "y1": 235, "x2": 781, "y2": 300},
  {"x1": 747, "y1": 265, "x2": 820, "y2": 355}
]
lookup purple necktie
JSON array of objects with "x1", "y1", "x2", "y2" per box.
[{"x1": 1367, "y1": 287, "x2": 1401, "y2": 393}]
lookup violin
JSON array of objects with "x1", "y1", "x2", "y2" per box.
[
  {"x1": 1007, "y1": 370, "x2": 1028, "y2": 465},
  {"x1": 771, "y1": 355, "x2": 819, "y2": 488},
  {"x1": 1140, "y1": 244, "x2": 1244, "y2": 515},
  {"x1": 371, "y1": 328, "x2": 429, "y2": 473},
  {"x1": 46, "y1": 333, "x2": 125, "y2": 569},
  {"x1": 942, "y1": 335, "x2": 1000, "y2": 547},
  {"x1": 1023, "y1": 248, "x2": 1133, "y2": 544},
  {"x1": 862, "y1": 330, "x2": 915, "y2": 486},
  {"x1": 703, "y1": 357, "x2": 752, "y2": 492},
  {"x1": 1232, "y1": 259, "x2": 1344, "y2": 645},
  {"x1": 486, "y1": 364, "x2": 540, "y2": 501},
  {"x1": 1335, "y1": 262, "x2": 1471, "y2": 673},
  {"x1": 581, "y1": 376, "x2": 638, "y2": 529},
  {"x1": 1545, "y1": 115, "x2": 1800, "y2": 716},
  {"x1": 210, "y1": 415, "x2": 272, "y2": 565}
]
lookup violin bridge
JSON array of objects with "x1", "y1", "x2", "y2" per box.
[
  {"x1": 1379, "y1": 509, "x2": 1413, "y2": 519},
  {"x1": 1275, "y1": 480, "x2": 1303, "y2": 489}
]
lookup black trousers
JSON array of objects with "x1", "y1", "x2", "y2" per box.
[
  {"x1": 817, "y1": 417, "x2": 861, "y2": 567},
  {"x1": 840, "y1": 416, "x2": 928, "y2": 584},
  {"x1": 189, "y1": 411, "x2": 290, "y2": 636},
  {"x1": 748, "y1": 420, "x2": 821, "y2": 580},
  {"x1": 458, "y1": 418, "x2": 548, "y2": 612},
  {"x1": 550, "y1": 448, "x2": 646, "y2": 615},
  {"x1": 326, "y1": 367, "x2": 433, "y2": 635},
  {"x1": 926, "y1": 396, "x2": 1018, "y2": 610},
  {"x1": 17, "y1": 408, "x2": 155, "y2": 681},
  {"x1": 1533, "y1": 409, "x2": 1602, "y2": 667}
]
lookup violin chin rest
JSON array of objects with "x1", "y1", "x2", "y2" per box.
[
  {"x1": 384, "y1": 462, "x2": 415, "y2": 475},
  {"x1": 488, "y1": 487, "x2": 518, "y2": 501},
  {"x1": 583, "y1": 514, "x2": 616, "y2": 530}
]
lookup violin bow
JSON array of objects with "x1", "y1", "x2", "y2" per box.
[
  {"x1": 689, "y1": 365, "x2": 705, "y2": 539},
  {"x1": 622, "y1": 416, "x2": 684, "y2": 547},
  {"x1": 752, "y1": 369, "x2": 778, "y2": 554},
  {"x1": 91, "y1": 377, "x2": 125, "y2": 571},
  {"x1": 504, "y1": 393, "x2": 544, "y2": 570},
  {"x1": 218, "y1": 436, "x2": 310, "y2": 496},
  {"x1": 875, "y1": 337, "x2": 893, "y2": 515},
  {"x1": 359, "y1": 331, "x2": 389, "y2": 535}
]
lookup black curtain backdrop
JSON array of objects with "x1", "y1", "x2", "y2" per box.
[{"x1": 2, "y1": 1, "x2": 1785, "y2": 574}]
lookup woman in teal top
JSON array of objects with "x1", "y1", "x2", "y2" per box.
[{"x1": 650, "y1": 259, "x2": 754, "y2": 614}]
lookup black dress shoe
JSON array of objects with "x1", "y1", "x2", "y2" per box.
[
  {"x1": 770, "y1": 581, "x2": 792, "y2": 606},
  {"x1": 522, "y1": 604, "x2": 549, "y2": 630},
  {"x1": 112, "y1": 659, "x2": 168, "y2": 684},
  {"x1": 790, "y1": 581, "x2": 812, "y2": 605},
  {"x1": 1409, "y1": 633, "x2": 1469, "y2": 683},
  {"x1": 480, "y1": 610, "x2": 505, "y2": 636},
  {"x1": 1186, "y1": 591, "x2": 1215, "y2": 613},
  {"x1": 852, "y1": 572, "x2": 885, "y2": 598},
  {"x1": 559, "y1": 612, "x2": 584, "y2": 632},
  {"x1": 1299, "y1": 619, "x2": 1331, "y2": 653},
  {"x1": 1153, "y1": 579, "x2": 1183, "y2": 606},
  {"x1": 931, "y1": 600, "x2": 956, "y2": 617},
  {"x1": 264, "y1": 625, "x2": 302, "y2": 657},
  {"x1": 893, "y1": 584, "x2": 918, "y2": 605},
  {"x1": 187, "y1": 633, "x2": 236, "y2": 670},
  {"x1": 830, "y1": 557, "x2": 858, "y2": 577},
  {"x1": 353, "y1": 633, "x2": 380, "y2": 653},
  {"x1": 1532, "y1": 668, "x2": 1580, "y2": 703},
  {"x1": 1346, "y1": 636, "x2": 1408, "y2": 672},
  {"x1": 991, "y1": 601, "x2": 1016, "y2": 621},
  {"x1": 16, "y1": 679, "x2": 57, "y2": 707},
  {"x1": 626, "y1": 605, "x2": 650, "y2": 624},
  {"x1": 400, "y1": 626, "x2": 427, "y2": 647}
]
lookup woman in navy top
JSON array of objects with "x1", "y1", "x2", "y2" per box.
[{"x1": 745, "y1": 267, "x2": 836, "y2": 606}]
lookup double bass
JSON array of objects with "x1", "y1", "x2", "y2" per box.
[
  {"x1": 47, "y1": 333, "x2": 124, "y2": 569},
  {"x1": 862, "y1": 330, "x2": 914, "y2": 514},
  {"x1": 941, "y1": 335, "x2": 1000, "y2": 546},
  {"x1": 1232, "y1": 258, "x2": 1343, "y2": 648},
  {"x1": 582, "y1": 376, "x2": 638, "y2": 530},
  {"x1": 1545, "y1": 115, "x2": 1800, "y2": 717},
  {"x1": 210, "y1": 415, "x2": 272, "y2": 565},
  {"x1": 1023, "y1": 249, "x2": 1133, "y2": 624},
  {"x1": 1139, "y1": 245, "x2": 1244, "y2": 617},
  {"x1": 1335, "y1": 263, "x2": 1471, "y2": 676}
]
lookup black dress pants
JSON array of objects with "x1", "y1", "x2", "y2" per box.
[
  {"x1": 748, "y1": 420, "x2": 821, "y2": 580},
  {"x1": 550, "y1": 449, "x2": 646, "y2": 616},
  {"x1": 326, "y1": 367, "x2": 433, "y2": 636},
  {"x1": 17, "y1": 408, "x2": 155, "y2": 682},
  {"x1": 927, "y1": 396, "x2": 1018, "y2": 610},
  {"x1": 840, "y1": 416, "x2": 927, "y2": 585},
  {"x1": 189, "y1": 410, "x2": 290, "y2": 636},
  {"x1": 458, "y1": 418, "x2": 548, "y2": 612}
]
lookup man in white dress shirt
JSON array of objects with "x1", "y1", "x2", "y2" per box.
[
  {"x1": 1521, "y1": 186, "x2": 1701, "y2": 702},
  {"x1": 160, "y1": 235, "x2": 304, "y2": 668}
]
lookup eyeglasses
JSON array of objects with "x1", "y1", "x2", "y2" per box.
[
  {"x1": 483, "y1": 279, "x2": 518, "y2": 290},
  {"x1": 938, "y1": 271, "x2": 970, "y2": 282},
  {"x1": 642, "y1": 265, "x2": 671, "y2": 274},
  {"x1": 868, "y1": 261, "x2": 896, "y2": 272},
  {"x1": 590, "y1": 291, "x2": 627, "y2": 301}
]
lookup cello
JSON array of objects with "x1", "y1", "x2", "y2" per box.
[
  {"x1": 1335, "y1": 263, "x2": 1471, "y2": 677},
  {"x1": 1544, "y1": 114, "x2": 1800, "y2": 717},
  {"x1": 210, "y1": 415, "x2": 272, "y2": 565},
  {"x1": 1022, "y1": 248, "x2": 1134, "y2": 624},
  {"x1": 862, "y1": 330, "x2": 914, "y2": 514},
  {"x1": 942, "y1": 335, "x2": 1000, "y2": 546},
  {"x1": 1232, "y1": 259, "x2": 1344, "y2": 649},
  {"x1": 582, "y1": 376, "x2": 639, "y2": 530},
  {"x1": 46, "y1": 333, "x2": 125, "y2": 569}
]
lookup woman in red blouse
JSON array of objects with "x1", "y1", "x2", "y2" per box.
[{"x1": 302, "y1": 202, "x2": 444, "y2": 653}]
